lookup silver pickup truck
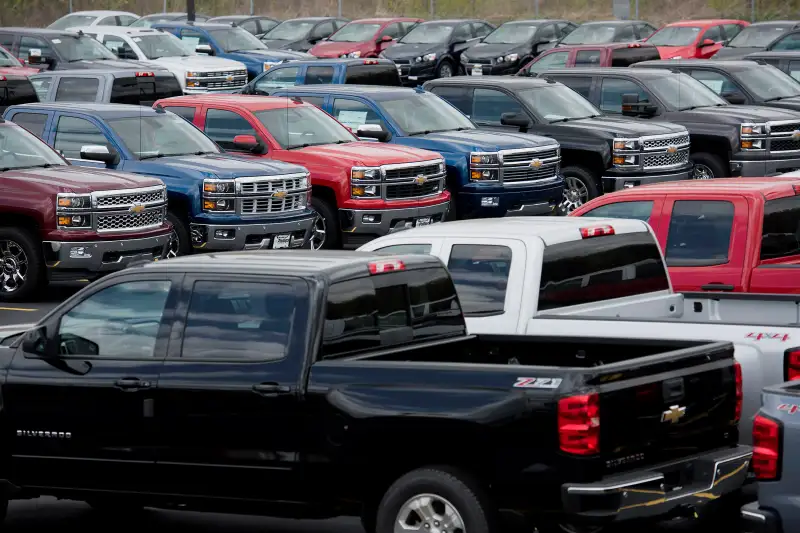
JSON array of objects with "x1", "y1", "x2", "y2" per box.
[{"x1": 357, "y1": 216, "x2": 800, "y2": 446}]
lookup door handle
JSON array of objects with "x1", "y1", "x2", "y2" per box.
[
  {"x1": 252, "y1": 383, "x2": 291, "y2": 395},
  {"x1": 114, "y1": 378, "x2": 151, "y2": 391},
  {"x1": 701, "y1": 283, "x2": 735, "y2": 291}
]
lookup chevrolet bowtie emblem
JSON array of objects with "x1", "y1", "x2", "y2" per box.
[
  {"x1": 272, "y1": 190, "x2": 287, "y2": 199},
  {"x1": 661, "y1": 405, "x2": 686, "y2": 424},
  {"x1": 530, "y1": 159, "x2": 542, "y2": 169},
  {"x1": 225, "y1": 74, "x2": 234, "y2": 82},
  {"x1": 414, "y1": 175, "x2": 427, "y2": 185},
  {"x1": 792, "y1": 130, "x2": 800, "y2": 141},
  {"x1": 128, "y1": 203, "x2": 145, "y2": 215},
  {"x1": 666, "y1": 145, "x2": 677, "y2": 153}
]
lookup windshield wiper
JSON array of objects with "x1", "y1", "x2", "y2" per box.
[
  {"x1": 764, "y1": 95, "x2": 798, "y2": 102},
  {"x1": 548, "y1": 117, "x2": 578, "y2": 124},
  {"x1": 0, "y1": 163, "x2": 60, "y2": 171}
]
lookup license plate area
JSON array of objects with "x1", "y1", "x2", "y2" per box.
[
  {"x1": 272, "y1": 234, "x2": 291, "y2": 249},
  {"x1": 416, "y1": 216, "x2": 431, "y2": 226},
  {"x1": 471, "y1": 66, "x2": 483, "y2": 75}
]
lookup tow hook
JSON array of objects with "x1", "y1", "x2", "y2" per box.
[{"x1": 672, "y1": 503, "x2": 699, "y2": 520}]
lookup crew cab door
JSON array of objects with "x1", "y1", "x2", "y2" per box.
[
  {"x1": 657, "y1": 196, "x2": 749, "y2": 292},
  {"x1": 153, "y1": 274, "x2": 308, "y2": 501},
  {"x1": 46, "y1": 113, "x2": 121, "y2": 168},
  {"x1": 3, "y1": 273, "x2": 180, "y2": 492}
]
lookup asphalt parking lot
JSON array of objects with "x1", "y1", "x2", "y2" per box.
[{"x1": 0, "y1": 284, "x2": 84, "y2": 331}]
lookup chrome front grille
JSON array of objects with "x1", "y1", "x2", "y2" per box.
[
  {"x1": 384, "y1": 163, "x2": 441, "y2": 181},
  {"x1": 642, "y1": 150, "x2": 690, "y2": 168},
  {"x1": 93, "y1": 185, "x2": 167, "y2": 209},
  {"x1": 380, "y1": 160, "x2": 445, "y2": 200},
  {"x1": 502, "y1": 148, "x2": 559, "y2": 164},
  {"x1": 97, "y1": 207, "x2": 165, "y2": 233},
  {"x1": 640, "y1": 132, "x2": 691, "y2": 170},
  {"x1": 767, "y1": 121, "x2": 800, "y2": 153},
  {"x1": 769, "y1": 122, "x2": 800, "y2": 134},
  {"x1": 234, "y1": 174, "x2": 310, "y2": 216},
  {"x1": 196, "y1": 70, "x2": 248, "y2": 78},
  {"x1": 239, "y1": 176, "x2": 307, "y2": 194},
  {"x1": 239, "y1": 195, "x2": 305, "y2": 214},
  {"x1": 499, "y1": 147, "x2": 561, "y2": 183},
  {"x1": 771, "y1": 139, "x2": 800, "y2": 152},
  {"x1": 642, "y1": 134, "x2": 690, "y2": 150}
]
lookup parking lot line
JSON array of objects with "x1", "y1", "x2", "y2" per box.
[{"x1": 0, "y1": 307, "x2": 38, "y2": 312}]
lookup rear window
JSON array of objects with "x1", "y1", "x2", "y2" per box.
[
  {"x1": 611, "y1": 46, "x2": 660, "y2": 66},
  {"x1": 321, "y1": 267, "x2": 465, "y2": 358},
  {"x1": 761, "y1": 195, "x2": 800, "y2": 260},
  {"x1": 539, "y1": 232, "x2": 670, "y2": 311},
  {"x1": 345, "y1": 64, "x2": 401, "y2": 85},
  {"x1": 110, "y1": 74, "x2": 182, "y2": 106},
  {"x1": 0, "y1": 78, "x2": 38, "y2": 112},
  {"x1": 447, "y1": 244, "x2": 511, "y2": 317}
]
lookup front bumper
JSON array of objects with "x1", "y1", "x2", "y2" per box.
[
  {"x1": 396, "y1": 62, "x2": 437, "y2": 85},
  {"x1": 190, "y1": 215, "x2": 315, "y2": 251},
  {"x1": 731, "y1": 156, "x2": 800, "y2": 176},
  {"x1": 457, "y1": 179, "x2": 564, "y2": 219},
  {"x1": 43, "y1": 232, "x2": 171, "y2": 282},
  {"x1": 562, "y1": 445, "x2": 752, "y2": 523},
  {"x1": 464, "y1": 62, "x2": 519, "y2": 76},
  {"x1": 184, "y1": 86, "x2": 247, "y2": 94},
  {"x1": 602, "y1": 168, "x2": 693, "y2": 193},
  {"x1": 339, "y1": 201, "x2": 450, "y2": 249}
]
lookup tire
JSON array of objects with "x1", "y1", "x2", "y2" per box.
[
  {"x1": 560, "y1": 166, "x2": 600, "y2": 214},
  {"x1": 690, "y1": 152, "x2": 726, "y2": 180},
  {"x1": 436, "y1": 60, "x2": 455, "y2": 78},
  {"x1": 166, "y1": 211, "x2": 190, "y2": 258},
  {"x1": 0, "y1": 226, "x2": 44, "y2": 302},
  {"x1": 310, "y1": 197, "x2": 340, "y2": 250},
  {"x1": 376, "y1": 466, "x2": 495, "y2": 533}
]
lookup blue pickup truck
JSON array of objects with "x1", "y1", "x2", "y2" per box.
[
  {"x1": 4, "y1": 103, "x2": 315, "y2": 256},
  {"x1": 271, "y1": 85, "x2": 564, "y2": 218},
  {"x1": 152, "y1": 22, "x2": 313, "y2": 80},
  {"x1": 240, "y1": 58, "x2": 401, "y2": 93}
]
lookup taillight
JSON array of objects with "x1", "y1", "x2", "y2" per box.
[
  {"x1": 752, "y1": 414, "x2": 781, "y2": 480},
  {"x1": 734, "y1": 361, "x2": 743, "y2": 423},
  {"x1": 135, "y1": 71, "x2": 155, "y2": 77},
  {"x1": 579, "y1": 225, "x2": 614, "y2": 238},
  {"x1": 558, "y1": 393, "x2": 600, "y2": 455},
  {"x1": 783, "y1": 348, "x2": 800, "y2": 381},
  {"x1": 368, "y1": 259, "x2": 405, "y2": 274}
]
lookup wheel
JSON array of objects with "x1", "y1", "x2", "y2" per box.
[
  {"x1": 166, "y1": 211, "x2": 190, "y2": 258},
  {"x1": 436, "y1": 60, "x2": 455, "y2": 78},
  {"x1": 309, "y1": 197, "x2": 340, "y2": 250},
  {"x1": 0, "y1": 226, "x2": 43, "y2": 302},
  {"x1": 376, "y1": 466, "x2": 494, "y2": 533},
  {"x1": 560, "y1": 166, "x2": 599, "y2": 214},
  {"x1": 690, "y1": 152, "x2": 726, "y2": 180}
]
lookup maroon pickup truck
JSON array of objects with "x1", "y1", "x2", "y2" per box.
[{"x1": 0, "y1": 119, "x2": 171, "y2": 301}]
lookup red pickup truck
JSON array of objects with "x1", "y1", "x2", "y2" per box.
[
  {"x1": 570, "y1": 178, "x2": 800, "y2": 294},
  {"x1": 155, "y1": 95, "x2": 450, "y2": 250},
  {"x1": 516, "y1": 42, "x2": 660, "y2": 76}
]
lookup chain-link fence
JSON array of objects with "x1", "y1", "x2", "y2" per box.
[{"x1": 2, "y1": 0, "x2": 800, "y2": 29}]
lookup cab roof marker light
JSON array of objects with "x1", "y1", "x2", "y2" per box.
[
  {"x1": 580, "y1": 225, "x2": 615, "y2": 239},
  {"x1": 368, "y1": 260, "x2": 405, "y2": 274},
  {"x1": 363, "y1": 59, "x2": 379, "y2": 65},
  {"x1": 135, "y1": 71, "x2": 155, "y2": 77}
]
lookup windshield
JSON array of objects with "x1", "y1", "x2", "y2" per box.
[
  {"x1": 48, "y1": 14, "x2": 97, "y2": 30},
  {"x1": 646, "y1": 26, "x2": 701, "y2": 46},
  {"x1": 518, "y1": 86, "x2": 601, "y2": 122},
  {"x1": 136, "y1": 33, "x2": 189, "y2": 58},
  {"x1": 649, "y1": 73, "x2": 729, "y2": 110},
  {"x1": 0, "y1": 47, "x2": 21, "y2": 67},
  {"x1": 0, "y1": 125, "x2": 65, "y2": 170},
  {"x1": 256, "y1": 105, "x2": 356, "y2": 149},
  {"x1": 380, "y1": 92, "x2": 474, "y2": 135},
  {"x1": 560, "y1": 24, "x2": 618, "y2": 45},
  {"x1": 399, "y1": 23, "x2": 455, "y2": 44},
  {"x1": 130, "y1": 15, "x2": 179, "y2": 28},
  {"x1": 210, "y1": 27, "x2": 267, "y2": 52},
  {"x1": 483, "y1": 23, "x2": 539, "y2": 44},
  {"x1": 263, "y1": 20, "x2": 316, "y2": 41},
  {"x1": 739, "y1": 65, "x2": 800, "y2": 100},
  {"x1": 107, "y1": 114, "x2": 221, "y2": 159},
  {"x1": 51, "y1": 34, "x2": 118, "y2": 61},
  {"x1": 727, "y1": 25, "x2": 790, "y2": 47},
  {"x1": 329, "y1": 23, "x2": 381, "y2": 42}
]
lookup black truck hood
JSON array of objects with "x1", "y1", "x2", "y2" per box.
[
  {"x1": 667, "y1": 104, "x2": 800, "y2": 124},
  {"x1": 383, "y1": 42, "x2": 442, "y2": 60},
  {"x1": 553, "y1": 116, "x2": 686, "y2": 138},
  {"x1": 712, "y1": 46, "x2": 763, "y2": 60},
  {"x1": 55, "y1": 58, "x2": 155, "y2": 70},
  {"x1": 464, "y1": 42, "x2": 526, "y2": 60}
]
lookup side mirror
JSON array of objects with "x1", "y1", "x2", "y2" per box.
[
  {"x1": 620, "y1": 93, "x2": 657, "y2": 116},
  {"x1": 57, "y1": 333, "x2": 99, "y2": 356},
  {"x1": 357, "y1": 123, "x2": 392, "y2": 142},
  {"x1": 500, "y1": 112, "x2": 531, "y2": 132},
  {"x1": 27, "y1": 50, "x2": 51, "y2": 66},
  {"x1": 233, "y1": 134, "x2": 267, "y2": 154},
  {"x1": 699, "y1": 38, "x2": 716, "y2": 47},
  {"x1": 195, "y1": 44, "x2": 214, "y2": 55},
  {"x1": 380, "y1": 35, "x2": 393, "y2": 42},
  {"x1": 80, "y1": 145, "x2": 120, "y2": 166},
  {"x1": 117, "y1": 48, "x2": 139, "y2": 60},
  {"x1": 21, "y1": 325, "x2": 49, "y2": 356},
  {"x1": 722, "y1": 90, "x2": 747, "y2": 105}
]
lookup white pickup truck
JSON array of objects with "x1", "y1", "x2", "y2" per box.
[{"x1": 358, "y1": 217, "x2": 800, "y2": 445}]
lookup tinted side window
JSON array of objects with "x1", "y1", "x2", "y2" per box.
[
  {"x1": 295, "y1": 95, "x2": 324, "y2": 107},
  {"x1": 689, "y1": 69, "x2": 738, "y2": 95},
  {"x1": 472, "y1": 88, "x2": 523, "y2": 124},
  {"x1": 554, "y1": 76, "x2": 592, "y2": 98},
  {"x1": 582, "y1": 200, "x2": 654, "y2": 222},
  {"x1": 110, "y1": 76, "x2": 182, "y2": 106},
  {"x1": 538, "y1": 25, "x2": 556, "y2": 41},
  {"x1": 164, "y1": 106, "x2": 196, "y2": 122},
  {"x1": 380, "y1": 23, "x2": 403, "y2": 39},
  {"x1": 119, "y1": 15, "x2": 138, "y2": 26},
  {"x1": 11, "y1": 112, "x2": 48, "y2": 138},
  {"x1": 376, "y1": 244, "x2": 432, "y2": 254},
  {"x1": 180, "y1": 29, "x2": 210, "y2": 48},
  {"x1": 313, "y1": 22, "x2": 335, "y2": 39},
  {"x1": 637, "y1": 23, "x2": 656, "y2": 39},
  {"x1": 702, "y1": 25, "x2": 723, "y2": 43},
  {"x1": 204, "y1": 108, "x2": 256, "y2": 150},
  {"x1": 321, "y1": 268, "x2": 464, "y2": 358},
  {"x1": 58, "y1": 281, "x2": 171, "y2": 358},
  {"x1": 665, "y1": 200, "x2": 734, "y2": 266},
  {"x1": 772, "y1": 33, "x2": 800, "y2": 51},
  {"x1": 761, "y1": 196, "x2": 800, "y2": 260},
  {"x1": 181, "y1": 281, "x2": 296, "y2": 360},
  {"x1": 331, "y1": 97, "x2": 384, "y2": 130},
  {"x1": 453, "y1": 24, "x2": 472, "y2": 41},
  {"x1": 344, "y1": 64, "x2": 401, "y2": 85},
  {"x1": 473, "y1": 23, "x2": 494, "y2": 38},
  {"x1": 558, "y1": 22, "x2": 577, "y2": 37},
  {"x1": 539, "y1": 232, "x2": 670, "y2": 311},
  {"x1": 429, "y1": 86, "x2": 472, "y2": 115},
  {"x1": 240, "y1": 20, "x2": 258, "y2": 34},
  {"x1": 613, "y1": 25, "x2": 636, "y2": 42},
  {"x1": 30, "y1": 76, "x2": 52, "y2": 100},
  {"x1": 790, "y1": 60, "x2": 800, "y2": 81},
  {"x1": 0, "y1": 34, "x2": 15, "y2": 51},
  {"x1": 722, "y1": 24, "x2": 744, "y2": 40},
  {"x1": 54, "y1": 116, "x2": 109, "y2": 159},
  {"x1": 527, "y1": 51, "x2": 569, "y2": 73},
  {"x1": 102, "y1": 36, "x2": 136, "y2": 59},
  {"x1": 98, "y1": 16, "x2": 118, "y2": 25},
  {"x1": 599, "y1": 78, "x2": 649, "y2": 113},
  {"x1": 575, "y1": 50, "x2": 601, "y2": 66},
  {"x1": 447, "y1": 244, "x2": 511, "y2": 316},
  {"x1": 19, "y1": 37, "x2": 51, "y2": 59},
  {"x1": 305, "y1": 65, "x2": 335, "y2": 84},
  {"x1": 54, "y1": 77, "x2": 99, "y2": 102},
  {"x1": 255, "y1": 67, "x2": 299, "y2": 90}
]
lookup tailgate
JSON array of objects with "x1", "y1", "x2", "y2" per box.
[{"x1": 593, "y1": 341, "x2": 739, "y2": 474}]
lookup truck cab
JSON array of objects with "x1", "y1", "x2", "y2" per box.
[
  {"x1": 29, "y1": 69, "x2": 182, "y2": 107},
  {"x1": 241, "y1": 58, "x2": 402, "y2": 93},
  {"x1": 4, "y1": 103, "x2": 315, "y2": 256},
  {"x1": 270, "y1": 84, "x2": 564, "y2": 219}
]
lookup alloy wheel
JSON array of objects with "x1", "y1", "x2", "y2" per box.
[
  {"x1": 0, "y1": 240, "x2": 28, "y2": 294},
  {"x1": 394, "y1": 493, "x2": 465, "y2": 533}
]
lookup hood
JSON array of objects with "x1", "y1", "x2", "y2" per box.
[
  {"x1": 463, "y1": 42, "x2": 526, "y2": 60},
  {"x1": 260, "y1": 38, "x2": 306, "y2": 50},
  {"x1": 0, "y1": 66, "x2": 39, "y2": 77},
  {"x1": 411, "y1": 129, "x2": 557, "y2": 152},
  {"x1": 55, "y1": 58, "x2": 155, "y2": 70},
  {"x1": 655, "y1": 45, "x2": 696, "y2": 59},
  {"x1": 293, "y1": 141, "x2": 441, "y2": 166},
  {"x1": 675, "y1": 104, "x2": 800, "y2": 124},
  {"x1": 225, "y1": 49, "x2": 313, "y2": 64},
  {"x1": 150, "y1": 55, "x2": 246, "y2": 72},
  {"x1": 759, "y1": 98, "x2": 800, "y2": 112},
  {"x1": 383, "y1": 42, "x2": 441, "y2": 60},
  {"x1": 552, "y1": 116, "x2": 686, "y2": 137},
  {"x1": 142, "y1": 153, "x2": 306, "y2": 178},
  {"x1": 712, "y1": 46, "x2": 762, "y2": 60},
  {"x1": 2, "y1": 165, "x2": 162, "y2": 192},
  {"x1": 309, "y1": 40, "x2": 370, "y2": 58}
]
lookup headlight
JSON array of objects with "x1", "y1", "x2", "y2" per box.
[
  {"x1": 186, "y1": 71, "x2": 199, "y2": 78},
  {"x1": 351, "y1": 166, "x2": 381, "y2": 198},
  {"x1": 202, "y1": 179, "x2": 235, "y2": 194},
  {"x1": 612, "y1": 155, "x2": 639, "y2": 167},
  {"x1": 416, "y1": 53, "x2": 436, "y2": 63},
  {"x1": 469, "y1": 152, "x2": 499, "y2": 181},
  {"x1": 56, "y1": 193, "x2": 91, "y2": 209},
  {"x1": 56, "y1": 193, "x2": 92, "y2": 229},
  {"x1": 202, "y1": 198, "x2": 235, "y2": 212},
  {"x1": 504, "y1": 53, "x2": 519, "y2": 63},
  {"x1": 741, "y1": 123, "x2": 766, "y2": 135},
  {"x1": 438, "y1": 160, "x2": 446, "y2": 174},
  {"x1": 741, "y1": 123, "x2": 767, "y2": 150},
  {"x1": 470, "y1": 152, "x2": 499, "y2": 165},
  {"x1": 613, "y1": 138, "x2": 641, "y2": 151},
  {"x1": 347, "y1": 51, "x2": 361, "y2": 58},
  {"x1": 57, "y1": 214, "x2": 92, "y2": 229}
]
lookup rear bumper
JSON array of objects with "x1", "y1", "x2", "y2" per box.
[
  {"x1": 339, "y1": 201, "x2": 450, "y2": 250},
  {"x1": 741, "y1": 502, "x2": 782, "y2": 533},
  {"x1": 562, "y1": 445, "x2": 752, "y2": 523}
]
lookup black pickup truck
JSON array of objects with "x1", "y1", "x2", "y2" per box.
[
  {"x1": 423, "y1": 77, "x2": 693, "y2": 212},
  {"x1": 0, "y1": 250, "x2": 750, "y2": 533},
  {"x1": 535, "y1": 67, "x2": 800, "y2": 178}
]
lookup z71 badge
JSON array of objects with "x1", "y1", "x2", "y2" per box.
[{"x1": 513, "y1": 377, "x2": 563, "y2": 389}]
